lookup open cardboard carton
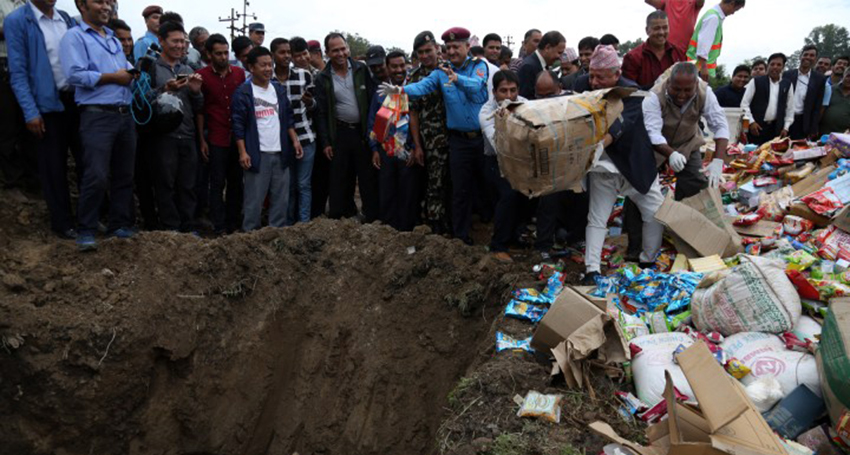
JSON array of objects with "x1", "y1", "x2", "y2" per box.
[
  {"x1": 655, "y1": 188, "x2": 742, "y2": 259},
  {"x1": 591, "y1": 341, "x2": 788, "y2": 455},
  {"x1": 531, "y1": 286, "x2": 606, "y2": 352}
]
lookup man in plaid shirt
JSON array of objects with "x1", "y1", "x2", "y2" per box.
[{"x1": 271, "y1": 37, "x2": 317, "y2": 224}]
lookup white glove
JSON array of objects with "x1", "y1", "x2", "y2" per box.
[
  {"x1": 707, "y1": 158, "x2": 724, "y2": 188},
  {"x1": 668, "y1": 151, "x2": 687, "y2": 173},
  {"x1": 377, "y1": 82, "x2": 401, "y2": 98}
]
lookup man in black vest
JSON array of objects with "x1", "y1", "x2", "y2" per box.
[
  {"x1": 741, "y1": 53, "x2": 795, "y2": 145},
  {"x1": 783, "y1": 45, "x2": 827, "y2": 141}
]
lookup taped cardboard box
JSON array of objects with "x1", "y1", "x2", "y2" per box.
[
  {"x1": 550, "y1": 313, "x2": 628, "y2": 389},
  {"x1": 655, "y1": 189, "x2": 742, "y2": 259},
  {"x1": 592, "y1": 341, "x2": 789, "y2": 455},
  {"x1": 494, "y1": 87, "x2": 634, "y2": 198}
]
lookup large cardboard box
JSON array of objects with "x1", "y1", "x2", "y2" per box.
[
  {"x1": 833, "y1": 205, "x2": 850, "y2": 233},
  {"x1": 494, "y1": 87, "x2": 634, "y2": 198},
  {"x1": 531, "y1": 286, "x2": 605, "y2": 352},
  {"x1": 655, "y1": 189, "x2": 742, "y2": 258},
  {"x1": 592, "y1": 342, "x2": 789, "y2": 455}
]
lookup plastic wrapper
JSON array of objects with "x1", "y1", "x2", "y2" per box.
[
  {"x1": 591, "y1": 266, "x2": 702, "y2": 315},
  {"x1": 513, "y1": 288, "x2": 552, "y2": 305},
  {"x1": 780, "y1": 332, "x2": 816, "y2": 354},
  {"x1": 801, "y1": 299, "x2": 828, "y2": 318},
  {"x1": 504, "y1": 300, "x2": 548, "y2": 323},
  {"x1": 608, "y1": 308, "x2": 650, "y2": 342},
  {"x1": 637, "y1": 386, "x2": 689, "y2": 424},
  {"x1": 496, "y1": 332, "x2": 534, "y2": 353},
  {"x1": 754, "y1": 176, "x2": 778, "y2": 187},
  {"x1": 734, "y1": 212, "x2": 763, "y2": 227},
  {"x1": 815, "y1": 226, "x2": 850, "y2": 262},
  {"x1": 801, "y1": 187, "x2": 844, "y2": 215},
  {"x1": 725, "y1": 357, "x2": 752, "y2": 379},
  {"x1": 785, "y1": 250, "x2": 817, "y2": 271},
  {"x1": 516, "y1": 391, "x2": 562, "y2": 423},
  {"x1": 782, "y1": 215, "x2": 814, "y2": 237},
  {"x1": 542, "y1": 271, "x2": 564, "y2": 301},
  {"x1": 641, "y1": 310, "x2": 691, "y2": 334}
]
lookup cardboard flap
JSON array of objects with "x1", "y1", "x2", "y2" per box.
[
  {"x1": 655, "y1": 193, "x2": 734, "y2": 258},
  {"x1": 677, "y1": 342, "x2": 748, "y2": 432},
  {"x1": 589, "y1": 421, "x2": 664, "y2": 455},
  {"x1": 834, "y1": 206, "x2": 850, "y2": 233}
]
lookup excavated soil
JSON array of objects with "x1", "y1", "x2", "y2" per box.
[{"x1": 0, "y1": 189, "x2": 639, "y2": 455}]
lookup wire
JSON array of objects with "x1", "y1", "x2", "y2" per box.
[{"x1": 131, "y1": 72, "x2": 153, "y2": 126}]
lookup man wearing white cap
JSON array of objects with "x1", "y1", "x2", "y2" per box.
[{"x1": 573, "y1": 45, "x2": 664, "y2": 284}]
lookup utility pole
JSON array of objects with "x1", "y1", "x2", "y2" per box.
[
  {"x1": 218, "y1": 0, "x2": 257, "y2": 42},
  {"x1": 504, "y1": 35, "x2": 514, "y2": 51}
]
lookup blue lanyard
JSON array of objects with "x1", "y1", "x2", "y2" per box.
[{"x1": 86, "y1": 27, "x2": 120, "y2": 55}]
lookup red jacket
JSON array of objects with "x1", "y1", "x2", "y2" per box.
[{"x1": 622, "y1": 42, "x2": 686, "y2": 90}]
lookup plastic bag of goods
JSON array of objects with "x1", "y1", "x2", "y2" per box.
[
  {"x1": 720, "y1": 332, "x2": 820, "y2": 398},
  {"x1": 630, "y1": 332, "x2": 695, "y2": 407},
  {"x1": 817, "y1": 298, "x2": 850, "y2": 448},
  {"x1": 494, "y1": 87, "x2": 633, "y2": 198},
  {"x1": 691, "y1": 255, "x2": 802, "y2": 336}
]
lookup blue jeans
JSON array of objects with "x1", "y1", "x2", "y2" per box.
[
  {"x1": 77, "y1": 109, "x2": 136, "y2": 235},
  {"x1": 287, "y1": 141, "x2": 316, "y2": 224},
  {"x1": 242, "y1": 152, "x2": 290, "y2": 231}
]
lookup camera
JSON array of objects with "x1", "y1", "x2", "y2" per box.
[{"x1": 137, "y1": 43, "x2": 161, "y2": 75}]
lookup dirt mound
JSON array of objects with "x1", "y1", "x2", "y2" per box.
[{"x1": 0, "y1": 206, "x2": 516, "y2": 455}]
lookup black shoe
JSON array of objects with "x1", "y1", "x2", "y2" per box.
[
  {"x1": 639, "y1": 262, "x2": 656, "y2": 270},
  {"x1": 54, "y1": 228, "x2": 78, "y2": 240},
  {"x1": 581, "y1": 271, "x2": 600, "y2": 286}
]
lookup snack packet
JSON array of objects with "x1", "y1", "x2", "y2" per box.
[{"x1": 516, "y1": 391, "x2": 562, "y2": 423}]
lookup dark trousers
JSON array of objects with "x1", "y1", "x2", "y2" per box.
[
  {"x1": 208, "y1": 143, "x2": 243, "y2": 233},
  {"x1": 749, "y1": 121, "x2": 779, "y2": 146},
  {"x1": 328, "y1": 124, "x2": 379, "y2": 221},
  {"x1": 483, "y1": 154, "x2": 520, "y2": 252},
  {"x1": 535, "y1": 191, "x2": 589, "y2": 252},
  {"x1": 195, "y1": 152, "x2": 210, "y2": 218},
  {"x1": 0, "y1": 67, "x2": 37, "y2": 189},
  {"x1": 626, "y1": 150, "x2": 705, "y2": 256},
  {"x1": 77, "y1": 110, "x2": 136, "y2": 234},
  {"x1": 37, "y1": 93, "x2": 82, "y2": 233},
  {"x1": 789, "y1": 114, "x2": 808, "y2": 140},
  {"x1": 311, "y1": 145, "x2": 331, "y2": 218},
  {"x1": 135, "y1": 134, "x2": 158, "y2": 229},
  {"x1": 379, "y1": 152, "x2": 423, "y2": 231},
  {"x1": 448, "y1": 134, "x2": 486, "y2": 243},
  {"x1": 154, "y1": 137, "x2": 198, "y2": 231}
]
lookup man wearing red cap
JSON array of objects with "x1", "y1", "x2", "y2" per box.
[
  {"x1": 573, "y1": 45, "x2": 664, "y2": 285},
  {"x1": 379, "y1": 26, "x2": 490, "y2": 245},
  {"x1": 132, "y1": 5, "x2": 161, "y2": 62}
]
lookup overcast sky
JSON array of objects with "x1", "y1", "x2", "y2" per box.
[{"x1": 55, "y1": 0, "x2": 850, "y2": 68}]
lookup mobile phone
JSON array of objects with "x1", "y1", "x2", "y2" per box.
[
  {"x1": 175, "y1": 74, "x2": 189, "y2": 81},
  {"x1": 127, "y1": 68, "x2": 140, "y2": 75}
]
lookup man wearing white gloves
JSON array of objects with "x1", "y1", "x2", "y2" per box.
[
  {"x1": 572, "y1": 45, "x2": 665, "y2": 285},
  {"x1": 643, "y1": 62, "x2": 730, "y2": 198}
]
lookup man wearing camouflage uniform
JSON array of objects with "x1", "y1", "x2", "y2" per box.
[{"x1": 409, "y1": 31, "x2": 451, "y2": 234}]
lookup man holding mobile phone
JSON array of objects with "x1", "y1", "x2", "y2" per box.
[{"x1": 150, "y1": 20, "x2": 203, "y2": 233}]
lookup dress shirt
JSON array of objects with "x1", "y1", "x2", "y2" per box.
[
  {"x1": 793, "y1": 68, "x2": 810, "y2": 115},
  {"x1": 643, "y1": 86, "x2": 729, "y2": 146},
  {"x1": 60, "y1": 21, "x2": 132, "y2": 106},
  {"x1": 741, "y1": 77, "x2": 795, "y2": 131},
  {"x1": 479, "y1": 95, "x2": 527, "y2": 156},
  {"x1": 30, "y1": 2, "x2": 68, "y2": 90}
]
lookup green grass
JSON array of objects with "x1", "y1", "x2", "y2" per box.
[
  {"x1": 490, "y1": 433, "x2": 529, "y2": 455},
  {"x1": 447, "y1": 376, "x2": 476, "y2": 409}
]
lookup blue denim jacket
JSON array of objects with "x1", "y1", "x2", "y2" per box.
[
  {"x1": 4, "y1": 2, "x2": 76, "y2": 122},
  {"x1": 231, "y1": 80, "x2": 296, "y2": 173}
]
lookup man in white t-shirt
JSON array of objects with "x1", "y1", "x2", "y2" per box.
[{"x1": 231, "y1": 46, "x2": 303, "y2": 231}]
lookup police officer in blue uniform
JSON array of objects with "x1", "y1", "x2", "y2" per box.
[{"x1": 379, "y1": 27, "x2": 489, "y2": 245}]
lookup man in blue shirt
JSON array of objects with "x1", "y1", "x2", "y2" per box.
[
  {"x1": 5, "y1": 0, "x2": 79, "y2": 239},
  {"x1": 60, "y1": 0, "x2": 136, "y2": 251},
  {"x1": 380, "y1": 27, "x2": 490, "y2": 245},
  {"x1": 132, "y1": 4, "x2": 160, "y2": 62}
]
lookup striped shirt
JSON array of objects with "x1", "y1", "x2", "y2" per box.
[{"x1": 276, "y1": 67, "x2": 316, "y2": 145}]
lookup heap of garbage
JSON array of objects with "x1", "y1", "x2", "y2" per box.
[{"x1": 495, "y1": 132, "x2": 850, "y2": 455}]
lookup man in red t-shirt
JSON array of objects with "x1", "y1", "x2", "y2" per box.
[
  {"x1": 622, "y1": 10, "x2": 687, "y2": 89},
  {"x1": 645, "y1": 0, "x2": 704, "y2": 52}
]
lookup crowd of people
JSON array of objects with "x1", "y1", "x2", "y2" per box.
[{"x1": 1, "y1": 0, "x2": 849, "y2": 281}]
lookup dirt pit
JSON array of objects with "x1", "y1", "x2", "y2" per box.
[{"x1": 0, "y1": 190, "x2": 641, "y2": 455}]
